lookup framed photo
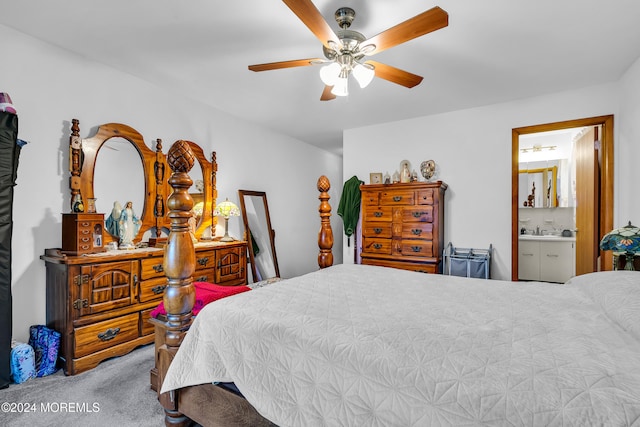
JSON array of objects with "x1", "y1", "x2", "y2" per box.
[{"x1": 370, "y1": 172, "x2": 383, "y2": 184}]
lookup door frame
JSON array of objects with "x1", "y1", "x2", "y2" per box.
[{"x1": 511, "y1": 115, "x2": 614, "y2": 281}]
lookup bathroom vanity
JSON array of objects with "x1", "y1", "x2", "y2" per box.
[{"x1": 518, "y1": 235, "x2": 575, "y2": 283}]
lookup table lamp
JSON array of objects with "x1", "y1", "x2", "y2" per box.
[
  {"x1": 599, "y1": 221, "x2": 640, "y2": 270},
  {"x1": 213, "y1": 198, "x2": 240, "y2": 242}
]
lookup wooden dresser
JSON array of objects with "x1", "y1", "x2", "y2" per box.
[
  {"x1": 41, "y1": 240, "x2": 247, "y2": 375},
  {"x1": 360, "y1": 181, "x2": 447, "y2": 273}
]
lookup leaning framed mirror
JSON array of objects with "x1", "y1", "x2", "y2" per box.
[{"x1": 238, "y1": 190, "x2": 280, "y2": 282}]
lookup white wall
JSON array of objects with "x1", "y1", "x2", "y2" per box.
[
  {"x1": 618, "y1": 55, "x2": 640, "y2": 227},
  {"x1": 1, "y1": 25, "x2": 343, "y2": 342},
  {"x1": 344, "y1": 83, "x2": 628, "y2": 280}
]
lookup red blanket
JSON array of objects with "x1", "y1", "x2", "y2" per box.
[{"x1": 150, "y1": 281, "x2": 250, "y2": 318}]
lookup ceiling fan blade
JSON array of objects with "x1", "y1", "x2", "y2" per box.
[
  {"x1": 366, "y1": 60, "x2": 423, "y2": 88},
  {"x1": 248, "y1": 58, "x2": 323, "y2": 72},
  {"x1": 362, "y1": 6, "x2": 448, "y2": 55},
  {"x1": 320, "y1": 85, "x2": 336, "y2": 101},
  {"x1": 282, "y1": 0, "x2": 342, "y2": 49}
]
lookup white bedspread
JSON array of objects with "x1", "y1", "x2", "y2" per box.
[{"x1": 161, "y1": 264, "x2": 640, "y2": 426}]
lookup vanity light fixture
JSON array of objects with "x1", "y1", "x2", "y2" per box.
[
  {"x1": 214, "y1": 198, "x2": 241, "y2": 242},
  {"x1": 520, "y1": 144, "x2": 557, "y2": 153}
]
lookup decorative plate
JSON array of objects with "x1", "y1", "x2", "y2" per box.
[{"x1": 420, "y1": 160, "x2": 436, "y2": 180}]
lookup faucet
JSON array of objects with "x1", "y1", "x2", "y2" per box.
[{"x1": 536, "y1": 226, "x2": 540, "y2": 235}]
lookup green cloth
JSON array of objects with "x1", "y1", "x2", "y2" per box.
[{"x1": 337, "y1": 176, "x2": 364, "y2": 237}]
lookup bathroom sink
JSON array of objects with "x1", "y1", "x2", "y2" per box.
[{"x1": 519, "y1": 234, "x2": 563, "y2": 239}]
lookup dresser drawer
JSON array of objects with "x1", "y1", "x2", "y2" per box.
[
  {"x1": 362, "y1": 191, "x2": 380, "y2": 206},
  {"x1": 363, "y1": 206, "x2": 392, "y2": 222},
  {"x1": 193, "y1": 269, "x2": 215, "y2": 283},
  {"x1": 74, "y1": 313, "x2": 139, "y2": 358},
  {"x1": 362, "y1": 238, "x2": 392, "y2": 255},
  {"x1": 139, "y1": 276, "x2": 167, "y2": 302},
  {"x1": 363, "y1": 223, "x2": 392, "y2": 238},
  {"x1": 140, "y1": 257, "x2": 165, "y2": 280},
  {"x1": 417, "y1": 189, "x2": 435, "y2": 205},
  {"x1": 402, "y1": 206, "x2": 433, "y2": 223},
  {"x1": 401, "y1": 223, "x2": 433, "y2": 240},
  {"x1": 380, "y1": 190, "x2": 414, "y2": 205},
  {"x1": 140, "y1": 308, "x2": 155, "y2": 336},
  {"x1": 399, "y1": 240, "x2": 433, "y2": 257},
  {"x1": 362, "y1": 258, "x2": 438, "y2": 274},
  {"x1": 195, "y1": 250, "x2": 215, "y2": 271}
]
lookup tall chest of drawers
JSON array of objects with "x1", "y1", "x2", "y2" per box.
[
  {"x1": 360, "y1": 181, "x2": 447, "y2": 273},
  {"x1": 41, "y1": 240, "x2": 247, "y2": 375}
]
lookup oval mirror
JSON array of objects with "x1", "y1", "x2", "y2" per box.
[{"x1": 94, "y1": 137, "x2": 145, "y2": 240}]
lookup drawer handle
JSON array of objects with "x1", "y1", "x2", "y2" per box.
[
  {"x1": 80, "y1": 229, "x2": 91, "y2": 235},
  {"x1": 411, "y1": 229, "x2": 422, "y2": 235},
  {"x1": 80, "y1": 237, "x2": 91, "y2": 242},
  {"x1": 373, "y1": 228, "x2": 383, "y2": 234},
  {"x1": 195, "y1": 275, "x2": 208, "y2": 282},
  {"x1": 522, "y1": 253, "x2": 534, "y2": 256},
  {"x1": 393, "y1": 196, "x2": 403, "y2": 202},
  {"x1": 80, "y1": 245, "x2": 90, "y2": 250},
  {"x1": 197, "y1": 256, "x2": 209, "y2": 266},
  {"x1": 373, "y1": 212, "x2": 383, "y2": 218},
  {"x1": 546, "y1": 254, "x2": 559, "y2": 258},
  {"x1": 80, "y1": 222, "x2": 91, "y2": 227},
  {"x1": 373, "y1": 243, "x2": 382, "y2": 249},
  {"x1": 411, "y1": 246, "x2": 422, "y2": 252},
  {"x1": 97, "y1": 327, "x2": 120, "y2": 342},
  {"x1": 412, "y1": 211, "x2": 428, "y2": 218},
  {"x1": 152, "y1": 264, "x2": 164, "y2": 273},
  {"x1": 151, "y1": 285, "x2": 166, "y2": 294}
]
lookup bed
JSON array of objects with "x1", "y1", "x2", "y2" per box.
[{"x1": 155, "y1": 148, "x2": 640, "y2": 426}]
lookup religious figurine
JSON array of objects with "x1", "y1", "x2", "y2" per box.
[
  {"x1": 105, "y1": 201, "x2": 122, "y2": 237},
  {"x1": 118, "y1": 201, "x2": 141, "y2": 249}
]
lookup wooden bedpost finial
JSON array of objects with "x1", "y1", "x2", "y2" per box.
[
  {"x1": 162, "y1": 140, "x2": 197, "y2": 349},
  {"x1": 317, "y1": 175, "x2": 333, "y2": 269}
]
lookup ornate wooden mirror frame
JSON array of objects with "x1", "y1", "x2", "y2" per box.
[{"x1": 68, "y1": 119, "x2": 217, "y2": 244}]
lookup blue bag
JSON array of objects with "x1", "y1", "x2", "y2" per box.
[
  {"x1": 10, "y1": 342, "x2": 36, "y2": 384},
  {"x1": 28, "y1": 325, "x2": 60, "y2": 377}
]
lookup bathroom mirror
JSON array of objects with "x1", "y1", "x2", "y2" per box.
[
  {"x1": 238, "y1": 190, "x2": 279, "y2": 282},
  {"x1": 518, "y1": 165, "x2": 558, "y2": 208}
]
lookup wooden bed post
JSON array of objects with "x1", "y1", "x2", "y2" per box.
[
  {"x1": 158, "y1": 140, "x2": 197, "y2": 426},
  {"x1": 317, "y1": 175, "x2": 333, "y2": 268}
]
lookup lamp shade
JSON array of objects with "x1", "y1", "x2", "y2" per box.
[
  {"x1": 353, "y1": 63, "x2": 375, "y2": 88},
  {"x1": 319, "y1": 62, "x2": 341, "y2": 86},
  {"x1": 600, "y1": 221, "x2": 640, "y2": 270},
  {"x1": 213, "y1": 198, "x2": 240, "y2": 219}
]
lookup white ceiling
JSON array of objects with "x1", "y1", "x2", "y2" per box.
[{"x1": 2, "y1": 0, "x2": 640, "y2": 154}]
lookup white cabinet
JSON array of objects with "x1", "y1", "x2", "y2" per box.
[
  {"x1": 518, "y1": 239, "x2": 575, "y2": 283},
  {"x1": 518, "y1": 241, "x2": 540, "y2": 281}
]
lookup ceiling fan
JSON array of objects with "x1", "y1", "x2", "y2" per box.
[{"x1": 248, "y1": 0, "x2": 449, "y2": 101}]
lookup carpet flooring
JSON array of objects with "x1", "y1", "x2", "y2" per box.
[{"x1": 0, "y1": 344, "x2": 165, "y2": 427}]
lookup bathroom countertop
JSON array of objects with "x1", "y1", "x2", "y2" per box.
[{"x1": 519, "y1": 234, "x2": 576, "y2": 242}]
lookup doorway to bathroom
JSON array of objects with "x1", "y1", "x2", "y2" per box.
[{"x1": 511, "y1": 115, "x2": 614, "y2": 281}]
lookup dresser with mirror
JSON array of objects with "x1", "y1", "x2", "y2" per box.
[{"x1": 41, "y1": 119, "x2": 247, "y2": 375}]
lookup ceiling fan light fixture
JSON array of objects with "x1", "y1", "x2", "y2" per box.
[
  {"x1": 353, "y1": 63, "x2": 375, "y2": 88},
  {"x1": 331, "y1": 76, "x2": 349, "y2": 97},
  {"x1": 319, "y1": 62, "x2": 341, "y2": 86}
]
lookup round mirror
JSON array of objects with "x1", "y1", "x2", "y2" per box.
[{"x1": 94, "y1": 137, "x2": 145, "y2": 240}]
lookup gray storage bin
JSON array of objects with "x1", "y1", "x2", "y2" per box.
[{"x1": 444, "y1": 243, "x2": 492, "y2": 279}]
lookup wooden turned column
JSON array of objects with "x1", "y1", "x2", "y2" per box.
[
  {"x1": 317, "y1": 175, "x2": 333, "y2": 268},
  {"x1": 162, "y1": 140, "x2": 197, "y2": 348},
  {"x1": 158, "y1": 140, "x2": 197, "y2": 427}
]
